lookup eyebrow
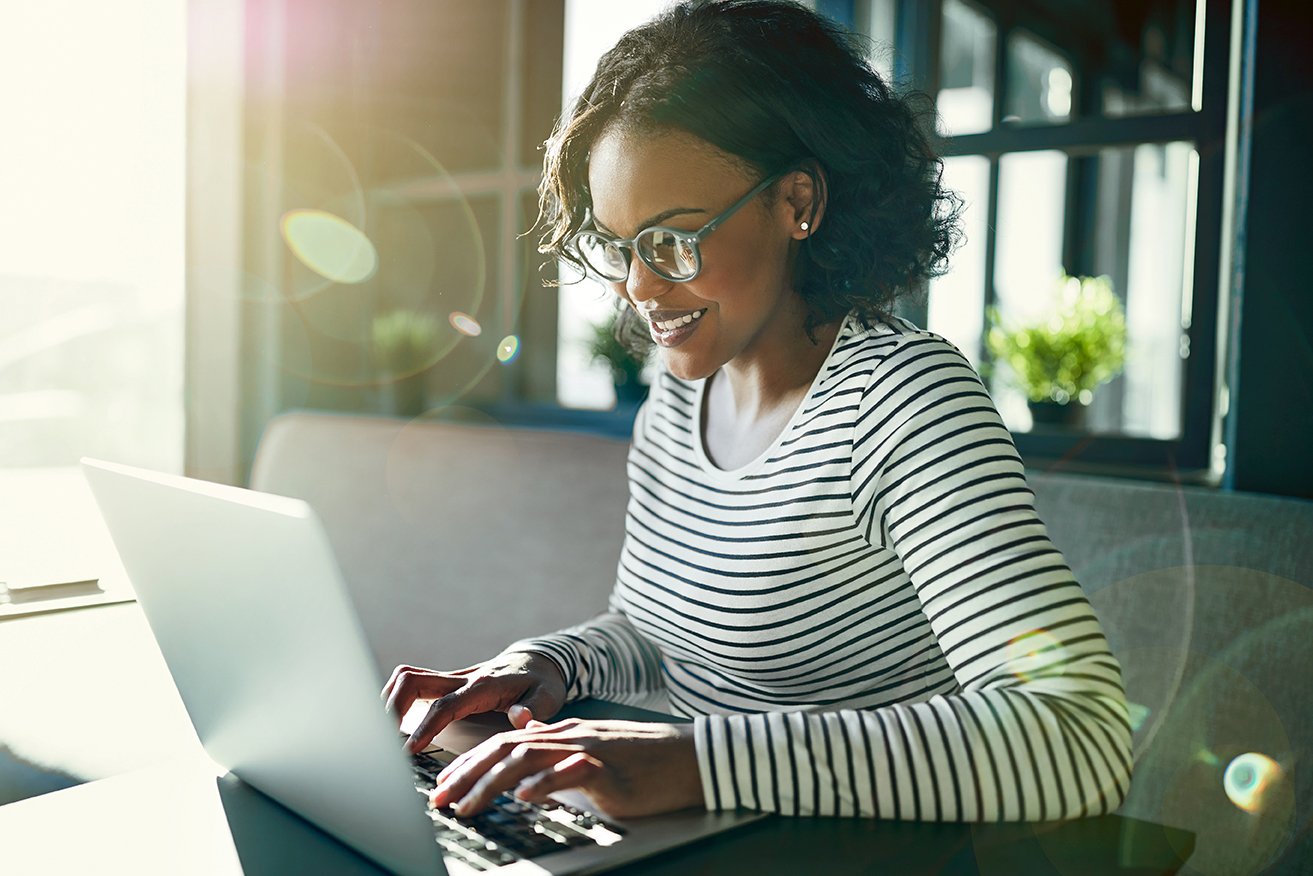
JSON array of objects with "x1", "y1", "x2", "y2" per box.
[{"x1": 592, "y1": 207, "x2": 708, "y2": 236}]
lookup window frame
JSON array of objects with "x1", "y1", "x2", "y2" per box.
[{"x1": 829, "y1": 0, "x2": 1233, "y2": 482}]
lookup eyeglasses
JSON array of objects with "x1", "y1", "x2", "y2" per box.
[{"x1": 567, "y1": 170, "x2": 785, "y2": 283}]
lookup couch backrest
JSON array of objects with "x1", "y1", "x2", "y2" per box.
[
  {"x1": 1029, "y1": 469, "x2": 1312, "y2": 875},
  {"x1": 251, "y1": 412, "x2": 629, "y2": 674}
]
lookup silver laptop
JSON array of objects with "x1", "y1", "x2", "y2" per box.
[{"x1": 81, "y1": 458, "x2": 765, "y2": 875}]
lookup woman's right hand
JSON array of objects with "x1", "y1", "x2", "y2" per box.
[{"x1": 382, "y1": 651, "x2": 568, "y2": 753}]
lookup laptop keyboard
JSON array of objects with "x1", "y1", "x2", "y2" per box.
[{"x1": 412, "y1": 749, "x2": 625, "y2": 870}]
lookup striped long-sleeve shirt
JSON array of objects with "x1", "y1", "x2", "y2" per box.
[{"x1": 507, "y1": 313, "x2": 1132, "y2": 820}]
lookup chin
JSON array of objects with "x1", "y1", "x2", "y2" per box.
[{"x1": 659, "y1": 351, "x2": 718, "y2": 383}]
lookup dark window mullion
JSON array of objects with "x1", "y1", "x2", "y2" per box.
[
  {"x1": 1064, "y1": 49, "x2": 1102, "y2": 278},
  {"x1": 941, "y1": 110, "x2": 1205, "y2": 157},
  {"x1": 979, "y1": 7, "x2": 1006, "y2": 388},
  {"x1": 1177, "y1": 0, "x2": 1236, "y2": 473}
]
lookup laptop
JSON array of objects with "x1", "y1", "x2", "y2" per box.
[{"x1": 80, "y1": 458, "x2": 766, "y2": 875}]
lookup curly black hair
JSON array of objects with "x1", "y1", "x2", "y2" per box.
[{"x1": 535, "y1": 0, "x2": 962, "y2": 353}]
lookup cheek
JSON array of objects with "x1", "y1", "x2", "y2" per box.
[{"x1": 607, "y1": 280, "x2": 635, "y2": 308}]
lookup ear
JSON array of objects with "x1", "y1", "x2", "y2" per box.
[{"x1": 781, "y1": 162, "x2": 827, "y2": 240}]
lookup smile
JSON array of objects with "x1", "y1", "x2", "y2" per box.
[{"x1": 648, "y1": 309, "x2": 706, "y2": 332}]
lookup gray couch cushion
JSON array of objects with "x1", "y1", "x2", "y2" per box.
[
  {"x1": 1031, "y1": 471, "x2": 1312, "y2": 875},
  {"x1": 250, "y1": 412, "x2": 629, "y2": 676}
]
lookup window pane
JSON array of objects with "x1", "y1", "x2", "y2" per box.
[
  {"x1": 927, "y1": 156, "x2": 990, "y2": 365},
  {"x1": 1099, "y1": 0, "x2": 1197, "y2": 117},
  {"x1": 991, "y1": 150, "x2": 1068, "y2": 431},
  {"x1": 855, "y1": 0, "x2": 898, "y2": 85},
  {"x1": 0, "y1": 1, "x2": 185, "y2": 470},
  {"x1": 1004, "y1": 30, "x2": 1072, "y2": 125},
  {"x1": 557, "y1": 0, "x2": 671, "y2": 409},
  {"x1": 1102, "y1": 60, "x2": 1191, "y2": 117},
  {"x1": 1087, "y1": 142, "x2": 1196, "y2": 439},
  {"x1": 937, "y1": 0, "x2": 995, "y2": 136}
]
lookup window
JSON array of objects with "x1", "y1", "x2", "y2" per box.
[
  {"x1": 0, "y1": 1, "x2": 186, "y2": 471},
  {"x1": 849, "y1": 0, "x2": 1229, "y2": 479},
  {"x1": 556, "y1": 0, "x2": 674, "y2": 410}
]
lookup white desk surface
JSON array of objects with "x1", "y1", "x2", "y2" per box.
[{"x1": 0, "y1": 466, "x2": 199, "y2": 780}]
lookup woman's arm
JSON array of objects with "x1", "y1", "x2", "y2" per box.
[
  {"x1": 500, "y1": 600, "x2": 668, "y2": 703},
  {"x1": 693, "y1": 335, "x2": 1132, "y2": 820}
]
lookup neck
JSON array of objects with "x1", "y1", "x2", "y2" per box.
[{"x1": 715, "y1": 314, "x2": 841, "y2": 421}]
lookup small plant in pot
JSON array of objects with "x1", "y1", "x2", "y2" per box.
[
  {"x1": 587, "y1": 310, "x2": 649, "y2": 406},
  {"x1": 985, "y1": 274, "x2": 1127, "y2": 429},
  {"x1": 371, "y1": 309, "x2": 442, "y2": 417}
]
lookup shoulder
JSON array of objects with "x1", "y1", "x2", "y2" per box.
[
  {"x1": 848, "y1": 314, "x2": 985, "y2": 402},
  {"x1": 821, "y1": 313, "x2": 983, "y2": 405},
  {"x1": 849, "y1": 315, "x2": 1003, "y2": 466}
]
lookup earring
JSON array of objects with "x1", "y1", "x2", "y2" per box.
[{"x1": 800, "y1": 221, "x2": 810, "y2": 232}]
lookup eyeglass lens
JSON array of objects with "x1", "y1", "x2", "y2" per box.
[{"x1": 575, "y1": 230, "x2": 699, "y2": 282}]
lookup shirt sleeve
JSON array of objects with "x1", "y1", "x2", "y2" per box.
[
  {"x1": 500, "y1": 602, "x2": 667, "y2": 703},
  {"x1": 691, "y1": 333, "x2": 1133, "y2": 820}
]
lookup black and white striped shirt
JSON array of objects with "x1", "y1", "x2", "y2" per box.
[{"x1": 509, "y1": 313, "x2": 1132, "y2": 820}]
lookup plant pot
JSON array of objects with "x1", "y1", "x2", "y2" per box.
[
  {"x1": 612, "y1": 373, "x2": 648, "y2": 407},
  {"x1": 1028, "y1": 399, "x2": 1087, "y2": 430}
]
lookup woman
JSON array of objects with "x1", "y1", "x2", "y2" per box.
[{"x1": 384, "y1": 0, "x2": 1132, "y2": 822}]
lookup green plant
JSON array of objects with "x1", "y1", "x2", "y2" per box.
[
  {"x1": 587, "y1": 311, "x2": 647, "y2": 387},
  {"x1": 986, "y1": 274, "x2": 1127, "y2": 405},
  {"x1": 371, "y1": 309, "x2": 442, "y2": 375}
]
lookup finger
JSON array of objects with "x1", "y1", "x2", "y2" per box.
[
  {"x1": 450, "y1": 745, "x2": 577, "y2": 815},
  {"x1": 381, "y1": 664, "x2": 429, "y2": 701},
  {"x1": 508, "y1": 704, "x2": 532, "y2": 730},
  {"x1": 436, "y1": 742, "x2": 583, "y2": 814},
  {"x1": 405, "y1": 683, "x2": 506, "y2": 753},
  {"x1": 516, "y1": 688, "x2": 562, "y2": 723},
  {"x1": 515, "y1": 752, "x2": 605, "y2": 802},
  {"x1": 386, "y1": 670, "x2": 464, "y2": 723},
  {"x1": 432, "y1": 736, "x2": 579, "y2": 805},
  {"x1": 507, "y1": 705, "x2": 550, "y2": 731}
]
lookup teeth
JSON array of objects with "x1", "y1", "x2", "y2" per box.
[{"x1": 654, "y1": 309, "x2": 705, "y2": 332}]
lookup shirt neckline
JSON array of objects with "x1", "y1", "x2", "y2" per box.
[{"x1": 691, "y1": 313, "x2": 853, "y2": 483}]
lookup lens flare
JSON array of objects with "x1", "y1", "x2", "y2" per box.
[
  {"x1": 1224, "y1": 752, "x2": 1281, "y2": 814},
  {"x1": 1003, "y1": 628, "x2": 1067, "y2": 682},
  {"x1": 1127, "y1": 702, "x2": 1151, "y2": 733},
  {"x1": 449, "y1": 311, "x2": 482, "y2": 337},
  {"x1": 497, "y1": 335, "x2": 520, "y2": 363},
  {"x1": 280, "y1": 209, "x2": 378, "y2": 284}
]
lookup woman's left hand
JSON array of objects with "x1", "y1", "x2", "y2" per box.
[{"x1": 429, "y1": 710, "x2": 703, "y2": 819}]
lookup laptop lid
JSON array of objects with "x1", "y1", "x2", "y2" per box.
[{"x1": 81, "y1": 458, "x2": 444, "y2": 876}]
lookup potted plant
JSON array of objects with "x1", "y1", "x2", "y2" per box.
[
  {"x1": 985, "y1": 274, "x2": 1127, "y2": 429},
  {"x1": 371, "y1": 309, "x2": 442, "y2": 416},
  {"x1": 587, "y1": 311, "x2": 649, "y2": 406}
]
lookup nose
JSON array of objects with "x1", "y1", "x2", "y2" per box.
[{"x1": 624, "y1": 254, "x2": 673, "y2": 307}]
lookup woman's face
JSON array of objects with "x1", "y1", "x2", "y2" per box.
[{"x1": 585, "y1": 126, "x2": 809, "y2": 381}]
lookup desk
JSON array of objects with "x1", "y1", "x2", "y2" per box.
[
  {"x1": 0, "y1": 471, "x2": 1195, "y2": 874},
  {"x1": 0, "y1": 697, "x2": 1196, "y2": 876},
  {"x1": 0, "y1": 602, "x2": 1194, "y2": 874}
]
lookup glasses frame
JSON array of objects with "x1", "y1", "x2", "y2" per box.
[{"x1": 568, "y1": 170, "x2": 787, "y2": 283}]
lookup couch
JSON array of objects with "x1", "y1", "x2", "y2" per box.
[{"x1": 249, "y1": 410, "x2": 1313, "y2": 875}]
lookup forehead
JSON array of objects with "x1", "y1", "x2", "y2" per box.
[{"x1": 586, "y1": 126, "x2": 756, "y2": 234}]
